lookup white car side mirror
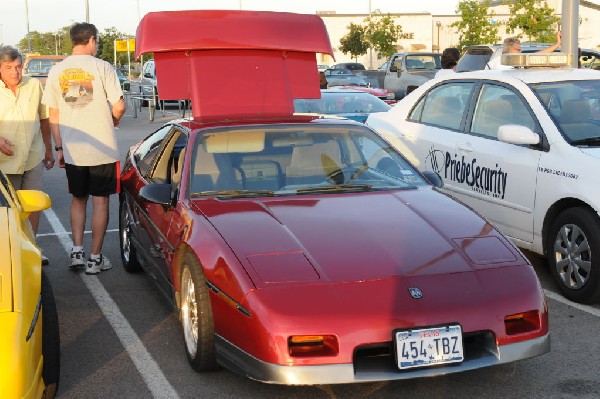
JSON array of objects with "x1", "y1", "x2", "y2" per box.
[{"x1": 497, "y1": 124, "x2": 540, "y2": 145}]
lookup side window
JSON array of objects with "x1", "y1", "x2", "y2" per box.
[
  {"x1": 411, "y1": 82, "x2": 474, "y2": 130},
  {"x1": 134, "y1": 125, "x2": 173, "y2": 176},
  {"x1": 148, "y1": 130, "x2": 188, "y2": 185},
  {"x1": 470, "y1": 84, "x2": 536, "y2": 139}
]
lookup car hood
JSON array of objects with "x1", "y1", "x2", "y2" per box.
[
  {"x1": 192, "y1": 189, "x2": 523, "y2": 288},
  {"x1": 579, "y1": 147, "x2": 600, "y2": 159},
  {"x1": 339, "y1": 86, "x2": 388, "y2": 96},
  {"x1": 409, "y1": 70, "x2": 438, "y2": 80}
]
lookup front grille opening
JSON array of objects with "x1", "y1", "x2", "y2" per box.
[{"x1": 353, "y1": 331, "x2": 497, "y2": 375}]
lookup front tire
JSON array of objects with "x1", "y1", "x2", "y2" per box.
[
  {"x1": 548, "y1": 207, "x2": 600, "y2": 303},
  {"x1": 180, "y1": 252, "x2": 217, "y2": 371},
  {"x1": 119, "y1": 202, "x2": 142, "y2": 273},
  {"x1": 41, "y1": 270, "x2": 60, "y2": 398}
]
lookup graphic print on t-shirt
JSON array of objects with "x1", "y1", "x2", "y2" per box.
[{"x1": 58, "y1": 68, "x2": 95, "y2": 107}]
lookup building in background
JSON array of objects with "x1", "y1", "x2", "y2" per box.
[{"x1": 318, "y1": 1, "x2": 600, "y2": 68}]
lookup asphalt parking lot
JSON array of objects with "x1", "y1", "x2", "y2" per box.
[{"x1": 37, "y1": 102, "x2": 600, "y2": 398}]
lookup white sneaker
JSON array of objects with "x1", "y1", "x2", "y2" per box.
[
  {"x1": 70, "y1": 250, "x2": 86, "y2": 269},
  {"x1": 85, "y1": 254, "x2": 112, "y2": 275}
]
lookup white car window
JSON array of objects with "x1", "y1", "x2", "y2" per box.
[
  {"x1": 470, "y1": 85, "x2": 536, "y2": 138},
  {"x1": 409, "y1": 82, "x2": 474, "y2": 130}
]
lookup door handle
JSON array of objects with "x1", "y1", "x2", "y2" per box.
[{"x1": 457, "y1": 144, "x2": 473, "y2": 152}]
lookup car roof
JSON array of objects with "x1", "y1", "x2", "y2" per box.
[
  {"x1": 179, "y1": 113, "x2": 364, "y2": 128},
  {"x1": 321, "y1": 88, "x2": 373, "y2": 94},
  {"x1": 449, "y1": 67, "x2": 600, "y2": 84}
]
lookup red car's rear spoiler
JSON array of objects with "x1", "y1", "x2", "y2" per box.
[{"x1": 135, "y1": 10, "x2": 334, "y2": 119}]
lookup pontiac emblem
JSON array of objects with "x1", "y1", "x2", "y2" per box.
[{"x1": 408, "y1": 287, "x2": 423, "y2": 299}]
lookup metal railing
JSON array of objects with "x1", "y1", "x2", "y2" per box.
[{"x1": 127, "y1": 84, "x2": 190, "y2": 122}]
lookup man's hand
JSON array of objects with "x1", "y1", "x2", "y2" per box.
[
  {"x1": 56, "y1": 151, "x2": 65, "y2": 168},
  {"x1": 0, "y1": 137, "x2": 14, "y2": 156},
  {"x1": 43, "y1": 149, "x2": 55, "y2": 170}
]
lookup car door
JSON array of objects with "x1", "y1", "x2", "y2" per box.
[
  {"x1": 400, "y1": 81, "x2": 475, "y2": 172},
  {"x1": 449, "y1": 82, "x2": 542, "y2": 244},
  {"x1": 384, "y1": 54, "x2": 404, "y2": 98},
  {"x1": 128, "y1": 124, "x2": 173, "y2": 256},
  {"x1": 139, "y1": 129, "x2": 189, "y2": 295}
]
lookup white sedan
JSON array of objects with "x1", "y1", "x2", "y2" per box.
[{"x1": 367, "y1": 53, "x2": 600, "y2": 304}]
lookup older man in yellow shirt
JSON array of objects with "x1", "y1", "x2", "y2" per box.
[{"x1": 0, "y1": 45, "x2": 54, "y2": 264}]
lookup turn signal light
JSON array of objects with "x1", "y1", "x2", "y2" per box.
[
  {"x1": 504, "y1": 310, "x2": 541, "y2": 335},
  {"x1": 288, "y1": 335, "x2": 338, "y2": 357}
]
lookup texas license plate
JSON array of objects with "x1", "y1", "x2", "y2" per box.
[{"x1": 395, "y1": 325, "x2": 464, "y2": 370}]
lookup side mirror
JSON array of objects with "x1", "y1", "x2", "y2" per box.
[
  {"x1": 497, "y1": 125, "x2": 540, "y2": 145},
  {"x1": 422, "y1": 171, "x2": 444, "y2": 188},
  {"x1": 16, "y1": 190, "x2": 51, "y2": 216},
  {"x1": 139, "y1": 184, "x2": 172, "y2": 206},
  {"x1": 389, "y1": 65, "x2": 398, "y2": 72}
]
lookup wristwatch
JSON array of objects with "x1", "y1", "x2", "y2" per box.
[{"x1": 55, "y1": 146, "x2": 63, "y2": 151}]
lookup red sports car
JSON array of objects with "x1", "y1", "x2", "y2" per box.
[{"x1": 120, "y1": 9, "x2": 549, "y2": 385}]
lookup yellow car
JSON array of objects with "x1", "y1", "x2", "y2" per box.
[{"x1": 0, "y1": 172, "x2": 59, "y2": 398}]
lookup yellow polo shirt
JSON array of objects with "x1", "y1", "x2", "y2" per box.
[{"x1": 0, "y1": 76, "x2": 48, "y2": 174}]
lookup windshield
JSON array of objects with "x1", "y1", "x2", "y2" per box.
[
  {"x1": 189, "y1": 124, "x2": 427, "y2": 199},
  {"x1": 294, "y1": 92, "x2": 391, "y2": 114},
  {"x1": 530, "y1": 80, "x2": 600, "y2": 145},
  {"x1": 405, "y1": 55, "x2": 441, "y2": 71},
  {"x1": 327, "y1": 75, "x2": 368, "y2": 87},
  {"x1": 25, "y1": 58, "x2": 62, "y2": 75}
]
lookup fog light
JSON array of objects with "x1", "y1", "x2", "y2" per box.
[
  {"x1": 288, "y1": 335, "x2": 338, "y2": 357},
  {"x1": 504, "y1": 310, "x2": 540, "y2": 335}
]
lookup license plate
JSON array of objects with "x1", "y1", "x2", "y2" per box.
[{"x1": 395, "y1": 325, "x2": 464, "y2": 370}]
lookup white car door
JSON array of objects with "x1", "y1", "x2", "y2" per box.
[
  {"x1": 399, "y1": 81, "x2": 476, "y2": 184},
  {"x1": 448, "y1": 82, "x2": 541, "y2": 244}
]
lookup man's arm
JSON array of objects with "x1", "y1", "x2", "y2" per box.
[
  {"x1": 48, "y1": 107, "x2": 65, "y2": 168},
  {"x1": 539, "y1": 31, "x2": 561, "y2": 53},
  {"x1": 40, "y1": 118, "x2": 55, "y2": 169},
  {"x1": 112, "y1": 98, "x2": 126, "y2": 127}
]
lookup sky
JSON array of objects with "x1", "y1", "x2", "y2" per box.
[{"x1": 1, "y1": 0, "x2": 460, "y2": 48}]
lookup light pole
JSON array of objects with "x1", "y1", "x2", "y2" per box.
[
  {"x1": 85, "y1": 0, "x2": 89, "y2": 23},
  {"x1": 368, "y1": 0, "x2": 373, "y2": 69},
  {"x1": 54, "y1": 32, "x2": 61, "y2": 55},
  {"x1": 436, "y1": 21, "x2": 442, "y2": 53},
  {"x1": 25, "y1": 0, "x2": 31, "y2": 52}
]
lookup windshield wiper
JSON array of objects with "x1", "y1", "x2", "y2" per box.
[
  {"x1": 296, "y1": 184, "x2": 373, "y2": 194},
  {"x1": 191, "y1": 189, "x2": 276, "y2": 198},
  {"x1": 570, "y1": 136, "x2": 600, "y2": 146}
]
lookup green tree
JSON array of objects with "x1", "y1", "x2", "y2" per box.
[
  {"x1": 451, "y1": 0, "x2": 500, "y2": 50},
  {"x1": 16, "y1": 25, "x2": 131, "y2": 63},
  {"x1": 17, "y1": 31, "x2": 49, "y2": 55},
  {"x1": 364, "y1": 10, "x2": 402, "y2": 59},
  {"x1": 339, "y1": 23, "x2": 369, "y2": 61},
  {"x1": 506, "y1": 0, "x2": 559, "y2": 42},
  {"x1": 98, "y1": 27, "x2": 134, "y2": 65}
]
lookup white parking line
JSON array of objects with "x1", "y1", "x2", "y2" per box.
[
  {"x1": 43, "y1": 208, "x2": 179, "y2": 399},
  {"x1": 36, "y1": 228, "x2": 119, "y2": 237},
  {"x1": 544, "y1": 289, "x2": 600, "y2": 317}
]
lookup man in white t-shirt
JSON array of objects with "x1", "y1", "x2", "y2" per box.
[{"x1": 42, "y1": 22, "x2": 126, "y2": 275}]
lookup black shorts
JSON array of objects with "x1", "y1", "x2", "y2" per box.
[{"x1": 65, "y1": 162, "x2": 120, "y2": 197}]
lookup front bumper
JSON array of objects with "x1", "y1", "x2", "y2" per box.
[{"x1": 216, "y1": 333, "x2": 550, "y2": 385}]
